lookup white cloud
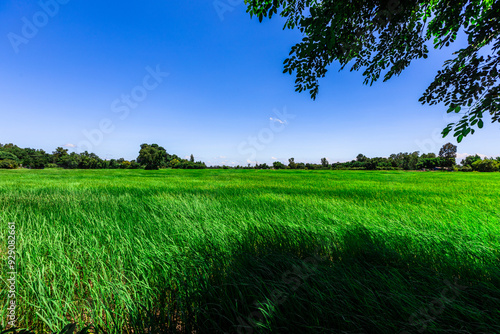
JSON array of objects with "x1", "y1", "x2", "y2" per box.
[
  {"x1": 270, "y1": 117, "x2": 286, "y2": 124},
  {"x1": 63, "y1": 143, "x2": 76, "y2": 148},
  {"x1": 271, "y1": 156, "x2": 277, "y2": 160}
]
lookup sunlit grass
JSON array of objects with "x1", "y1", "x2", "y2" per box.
[{"x1": 1, "y1": 169, "x2": 499, "y2": 333}]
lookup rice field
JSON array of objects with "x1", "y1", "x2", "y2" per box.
[{"x1": 1, "y1": 169, "x2": 499, "y2": 333}]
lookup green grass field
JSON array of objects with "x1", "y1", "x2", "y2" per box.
[{"x1": 1, "y1": 169, "x2": 499, "y2": 333}]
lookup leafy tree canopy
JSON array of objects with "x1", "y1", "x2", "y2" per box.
[
  {"x1": 137, "y1": 143, "x2": 168, "y2": 170},
  {"x1": 245, "y1": 0, "x2": 500, "y2": 141},
  {"x1": 439, "y1": 142, "x2": 458, "y2": 167},
  {"x1": 461, "y1": 153, "x2": 482, "y2": 166}
]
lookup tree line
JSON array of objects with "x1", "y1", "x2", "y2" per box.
[
  {"x1": 214, "y1": 143, "x2": 500, "y2": 172},
  {"x1": 0, "y1": 142, "x2": 499, "y2": 172},
  {"x1": 0, "y1": 143, "x2": 206, "y2": 170}
]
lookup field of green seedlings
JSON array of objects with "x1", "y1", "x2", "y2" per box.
[{"x1": 1, "y1": 169, "x2": 499, "y2": 333}]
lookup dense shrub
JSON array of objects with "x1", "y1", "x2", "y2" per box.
[
  {"x1": 376, "y1": 166, "x2": 400, "y2": 170},
  {"x1": 0, "y1": 159, "x2": 19, "y2": 169},
  {"x1": 472, "y1": 159, "x2": 500, "y2": 172},
  {"x1": 128, "y1": 160, "x2": 141, "y2": 169},
  {"x1": 0, "y1": 151, "x2": 20, "y2": 162},
  {"x1": 459, "y1": 166, "x2": 473, "y2": 172}
]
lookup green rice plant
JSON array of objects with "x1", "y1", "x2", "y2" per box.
[{"x1": 0, "y1": 169, "x2": 499, "y2": 333}]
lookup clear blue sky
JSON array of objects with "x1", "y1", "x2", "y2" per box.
[{"x1": 1, "y1": 0, "x2": 499, "y2": 165}]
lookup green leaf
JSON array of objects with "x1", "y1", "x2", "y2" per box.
[{"x1": 478, "y1": 119, "x2": 484, "y2": 128}]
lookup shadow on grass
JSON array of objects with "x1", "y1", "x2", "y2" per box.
[
  {"x1": 5, "y1": 226, "x2": 497, "y2": 333},
  {"x1": 122, "y1": 225, "x2": 500, "y2": 334}
]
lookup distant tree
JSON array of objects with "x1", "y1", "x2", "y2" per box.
[
  {"x1": 128, "y1": 160, "x2": 141, "y2": 169},
  {"x1": 120, "y1": 160, "x2": 131, "y2": 169},
  {"x1": 23, "y1": 149, "x2": 49, "y2": 169},
  {"x1": 190, "y1": 154, "x2": 195, "y2": 163},
  {"x1": 76, "y1": 151, "x2": 101, "y2": 169},
  {"x1": 288, "y1": 157, "x2": 297, "y2": 169},
  {"x1": 439, "y1": 143, "x2": 458, "y2": 167},
  {"x1": 365, "y1": 157, "x2": 391, "y2": 170},
  {"x1": 363, "y1": 158, "x2": 376, "y2": 170},
  {"x1": 296, "y1": 162, "x2": 306, "y2": 169},
  {"x1": 420, "y1": 153, "x2": 437, "y2": 159},
  {"x1": 137, "y1": 143, "x2": 167, "y2": 170},
  {"x1": 417, "y1": 157, "x2": 443, "y2": 170},
  {"x1": 170, "y1": 158, "x2": 181, "y2": 168},
  {"x1": 321, "y1": 157, "x2": 329, "y2": 168},
  {"x1": 389, "y1": 152, "x2": 420, "y2": 170},
  {"x1": 273, "y1": 161, "x2": 286, "y2": 169},
  {"x1": 407, "y1": 152, "x2": 421, "y2": 170},
  {"x1": 170, "y1": 159, "x2": 205, "y2": 169},
  {"x1": 256, "y1": 163, "x2": 271, "y2": 169},
  {"x1": 0, "y1": 147, "x2": 20, "y2": 169},
  {"x1": 331, "y1": 162, "x2": 343, "y2": 170},
  {"x1": 461, "y1": 154, "x2": 482, "y2": 167},
  {"x1": 305, "y1": 163, "x2": 317, "y2": 170},
  {"x1": 194, "y1": 161, "x2": 207, "y2": 169},
  {"x1": 356, "y1": 154, "x2": 368, "y2": 162},
  {"x1": 0, "y1": 143, "x2": 26, "y2": 162},
  {"x1": 52, "y1": 147, "x2": 69, "y2": 165},
  {"x1": 108, "y1": 159, "x2": 120, "y2": 169},
  {"x1": 388, "y1": 153, "x2": 400, "y2": 168},
  {"x1": 59, "y1": 153, "x2": 80, "y2": 169},
  {"x1": 417, "y1": 153, "x2": 439, "y2": 170}
]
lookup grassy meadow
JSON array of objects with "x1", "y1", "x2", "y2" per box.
[{"x1": 1, "y1": 169, "x2": 499, "y2": 333}]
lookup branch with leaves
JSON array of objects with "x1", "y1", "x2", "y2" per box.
[{"x1": 245, "y1": 0, "x2": 500, "y2": 141}]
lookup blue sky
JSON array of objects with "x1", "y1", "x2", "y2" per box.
[{"x1": 1, "y1": 0, "x2": 499, "y2": 166}]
